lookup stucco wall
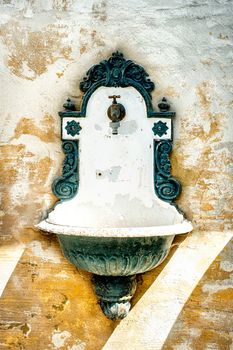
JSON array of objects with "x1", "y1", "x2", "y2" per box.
[
  {"x1": 1, "y1": 0, "x2": 232, "y2": 241},
  {"x1": 0, "y1": 1, "x2": 232, "y2": 349}
]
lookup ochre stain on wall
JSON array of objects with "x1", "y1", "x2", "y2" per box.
[
  {"x1": 196, "y1": 81, "x2": 212, "y2": 111},
  {"x1": 0, "y1": 144, "x2": 34, "y2": 184},
  {"x1": 0, "y1": 1, "x2": 232, "y2": 348},
  {"x1": 13, "y1": 114, "x2": 59, "y2": 143},
  {"x1": 163, "y1": 239, "x2": 233, "y2": 350},
  {"x1": 92, "y1": 1, "x2": 107, "y2": 22},
  {"x1": 52, "y1": 0, "x2": 71, "y2": 11},
  {"x1": 171, "y1": 81, "x2": 232, "y2": 231},
  {"x1": 79, "y1": 27, "x2": 106, "y2": 55},
  {"x1": 0, "y1": 21, "x2": 72, "y2": 80},
  {"x1": 1, "y1": 110, "x2": 61, "y2": 241},
  {"x1": 0, "y1": 234, "x2": 232, "y2": 350},
  {"x1": 0, "y1": 232, "x2": 118, "y2": 350},
  {"x1": 1, "y1": 143, "x2": 56, "y2": 241}
]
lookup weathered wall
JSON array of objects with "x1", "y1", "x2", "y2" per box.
[
  {"x1": 0, "y1": 232, "x2": 232, "y2": 349},
  {"x1": 0, "y1": 0, "x2": 232, "y2": 349},
  {"x1": 1, "y1": 0, "x2": 232, "y2": 241}
]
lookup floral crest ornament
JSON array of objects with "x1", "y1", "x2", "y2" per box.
[
  {"x1": 79, "y1": 51, "x2": 155, "y2": 97},
  {"x1": 65, "y1": 120, "x2": 82, "y2": 136}
]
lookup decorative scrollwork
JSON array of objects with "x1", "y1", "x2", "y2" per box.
[
  {"x1": 80, "y1": 51, "x2": 155, "y2": 97},
  {"x1": 154, "y1": 140, "x2": 181, "y2": 202},
  {"x1": 52, "y1": 140, "x2": 79, "y2": 200}
]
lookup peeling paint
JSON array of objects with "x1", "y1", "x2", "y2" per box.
[
  {"x1": 13, "y1": 114, "x2": 59, "y2": 143},
  {"x1": 220, "y1": 260, "x2": 233, "y2": 272},
  {"x1": 68, "y1": 341, "x2": 86, "y2": 350},
  {"x1": 0, "y1": 21, "x2": 72, "y2": 79},
  {"x1": 0, "y1": 321, "x2": 31, "y2": 337},
  {"x1": 92, "y1": 1, "x2": 107, "y2": 22},
  {"x1": 202, "y1": 273, "x2": 233, "y2": 294},
  {"x1": 28, "y1": 241, "x2": 61, "y2": 264},
  {"x1": 163, "y1": 239, "x2": 233, "y2": 350},
  {"x1": 51, "y1": 330, "x2": 71, "y2": 349}
]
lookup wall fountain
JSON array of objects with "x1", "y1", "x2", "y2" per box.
[{"x1": 37, "y1": 51, "x2": 192, "y2": 320}]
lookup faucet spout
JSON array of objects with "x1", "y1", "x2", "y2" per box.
[{"x1": 107, "y1": 95, "x2": 126, "y2": 135}]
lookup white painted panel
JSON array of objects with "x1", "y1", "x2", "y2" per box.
[
  {"x1": 78, "y1": 87, "x2": 154, "y2": 205},
  {"x1": 46, "y1": 87, "x2": 185, "y2": 230}
]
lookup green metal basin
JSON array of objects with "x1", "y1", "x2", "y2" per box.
[{"x1": 57, "y1": 234, "x2": 174, "y2": 276}]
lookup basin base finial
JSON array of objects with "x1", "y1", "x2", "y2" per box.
[{"x1": 92, "y1": 275, "x2": 137, "y2": 320}]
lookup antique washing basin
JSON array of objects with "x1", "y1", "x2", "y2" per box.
[
  {"x1": 37, "y1": 52, "x2": 193, "y2": 319},
  {"x1": 38, "y1": 218, "x2": 192, "y2": 319}
]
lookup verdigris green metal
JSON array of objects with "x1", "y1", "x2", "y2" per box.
[
  {"x1": 65, "y1": 120, "x2": 82, "y2": 137},
  {"x1": 58, "y1": 234, "x2": 174, "y2": 319},
  {"x1": 152, "y1": 121, "x2": 169, "y2": 137},
  {"x1": 58, "y1": 235, "x2": 173, "y2": 276},
  {"x1": 154, "y1": 140, "x2": 181, "y2": 202},
  {"x1": 52, "y1": 140, "x2": 79, "y2": 200}
]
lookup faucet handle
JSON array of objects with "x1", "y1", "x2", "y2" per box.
[{"x1": 109, "y1": 95, "x2": 121, "y2": 104}]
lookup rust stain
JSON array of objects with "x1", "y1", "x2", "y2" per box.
[
  {"x1": 0, "y1": 321, "x2": 23, "y2": 330},
  {"x1": 60, "y1": 46, "x2": 72, "y2": 60},
  {"x1": 0, "y1": 21, "x2": 72, "y2": 80},
  {"x1": 1, "y1": 113, "x2": 60, "y2": 242},
  {"x1": 0, "y1": 321, "x2": 30, "y2": 338},
  {"x1": 192, "y1": 329, "x2": 232, "y2": 350},
  {"x1": 28, "y1": 156, "x2": 54, "y2": 184}
]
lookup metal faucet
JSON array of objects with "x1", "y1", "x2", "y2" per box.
[{"x1": 107, "y1": 95, "x2": 126, "y2": 135}]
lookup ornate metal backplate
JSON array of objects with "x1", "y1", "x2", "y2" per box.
[{"x1": 53, "y1": 51, "x2": 181, "y2": 203}]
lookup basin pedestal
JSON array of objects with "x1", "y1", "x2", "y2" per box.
[{"x1": 93, "y1": 275, "x2": 137, "y2": 320}]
